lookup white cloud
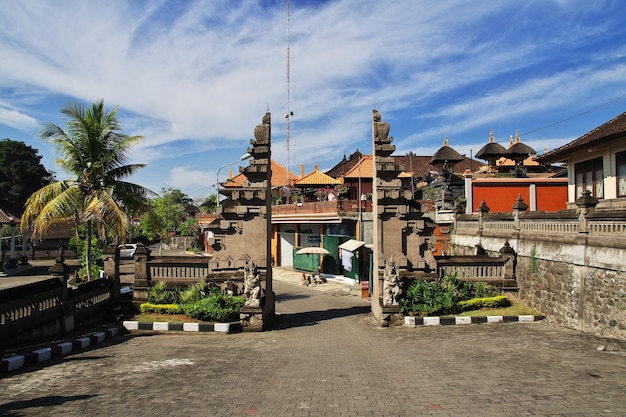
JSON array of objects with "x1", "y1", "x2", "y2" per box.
[
  {"x1": 1, "y1": 0, "x2": 625, "y2": 195},
  {"x1": 166, "y1": 166, "x2": 216, "y2": 192},
  {"x1": 0, "y1": 105, "x2": 38, "y2": 131}
]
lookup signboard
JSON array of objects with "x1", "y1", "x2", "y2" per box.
[
  {"x1": 306, "y1": 235, "x2": 321, "y2": 244},
  {"x1": 326, "y1": 224, "x2": 351, "y2": 237}
]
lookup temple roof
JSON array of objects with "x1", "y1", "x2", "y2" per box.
[
  {"x1": 476, "y1": 130, "x2": 508, "y2": 161},
  {"x1": 221, "y1": 160, "x2": 299, "y2": 188},
  {"x1": 342, "y1": 155, "x2": 374, "y2": 179},
  {"x1": 325, "y1": 149, "x2": 366, "y2": 178},
  {"x1": 0, "y1": 192, "x2": 22, "y2": 225},
  {"x1": 429, "y1": 136, "x2": 465, "y2": 166},
  {"x1": 295, "y1": 165, "x2": 341, "y2": 186},
  {"x1": 507, "y1": 131, "x2": 536, "y2": 161}
]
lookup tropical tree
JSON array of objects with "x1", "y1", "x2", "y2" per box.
[
  {"x1": 151, "y1": 187, "x2": 191, "y2": 238},
  {"x1": 138, "y1": 210, "x2": 160, "y2": 241},
  {"x1": 199, "y1": 193, "x2": 217, "y2": 213},
  {"x1": 0, "y1": 138, "x2": 55, "y2": 208},
  {"x1": 21, "y1": 99, "x2": 151, "y2": 280}
]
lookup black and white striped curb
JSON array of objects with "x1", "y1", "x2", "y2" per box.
[
  {"x1": 1, "y1": 326, "x2": 122, "y2": 374},
  {"x1": 122, "y1": 321, "x2": 243, "y2": 334},
  {"x1": 404, "y1": 315, "x2": 545, "y2": 327}
]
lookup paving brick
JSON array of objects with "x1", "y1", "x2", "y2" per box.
[{"x1": 1, "y1": 269, "x2": 625, "y2": 416}]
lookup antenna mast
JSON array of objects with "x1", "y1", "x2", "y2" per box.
[{"x1": 285, "y1": 0, "x2": 291, "y2": 185}]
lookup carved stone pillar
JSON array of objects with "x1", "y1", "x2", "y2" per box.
[
  {"x1": 575, "y1": 190, "x2": 599, "y2": 233},
  {"x1": 103, "y1": 244, "x2": 120, "y2": 300},
  {"x1": 132, "y1": 243, "x2": 151, "y2": 303},
  {"x1": 499, "y1": 240, "x2": 517, "y2": 280},
  {"x1": 49, "y1": 244, "x2": 73, "y2": 332},
  {"x1": 512, "y1": 194, "x2": 528, "y2": 231}
]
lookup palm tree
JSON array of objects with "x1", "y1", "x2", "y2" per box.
[{"x1": 21, "y1": 99, "x2": 151, "y2": 280}]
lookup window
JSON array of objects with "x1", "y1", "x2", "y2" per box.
[
  {"x1": 617, "y1": 151, "x2": 626, "y2": 197},
  {"x1": 574, "y1": 157, "x2": 604, "y2": 199}
]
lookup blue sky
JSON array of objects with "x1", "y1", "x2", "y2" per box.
[{"x1": 1, "y1": 0, "x2": 625, "y2": 203}]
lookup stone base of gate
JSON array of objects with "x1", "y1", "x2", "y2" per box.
[
  {"x1": 380, "y1": 304, "x2": 402, "y2": 327},
  {"x1": 240, "y1": 306, "x2": 264, "y2": 332}
]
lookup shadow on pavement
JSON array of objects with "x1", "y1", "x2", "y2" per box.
[
  {"x1": 1, "y1": 332, "x2": 153, "y2": 378},
  {"x1": 275, "y1": 291, "x2": 311, "y2": 302},
  {"x1": 0, "y1": 394, "x2": 96, "y2": 416},
  {"x1": 273, "y1": 305, "x2": 371, "y2": 330}
]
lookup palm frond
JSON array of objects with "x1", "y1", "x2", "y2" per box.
[
  {"x1": 106, "y1": 163, "x2": 148, "y2": 181},
  {"x1": 21, "y1": 181, "x2": 83, "y2": 237},
  {"x1": 84, "y1": 190, "x2": 128, "y2": 241}
]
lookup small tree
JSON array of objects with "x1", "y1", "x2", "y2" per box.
[
  {"x1": 139, "y1": 210, "x2": 160, "y2": 241},
  {"x1": 178, "y1": 217, "x2": 200, "y2": 250},
  {"x1": 152, "y1": 187, "x2": 191, "y2": 237},
  {"x1": 22, "y1": 100, "x2": 151, "y2": 280},
  {"x1": 199, "y1": 194, "x2": 217, "y2": 213}
]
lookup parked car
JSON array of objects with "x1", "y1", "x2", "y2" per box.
[{"x1": 118, "y1": 243, "x2": 138, "y2": 259}]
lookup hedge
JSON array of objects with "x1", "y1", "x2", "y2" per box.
[{"x1": 458, "y1": 295, "x2": 510, "y2": 311}]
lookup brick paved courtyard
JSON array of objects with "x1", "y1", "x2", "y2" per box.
[{"x1": 1, "y1": 275, "x2": 625, "y2": 416}]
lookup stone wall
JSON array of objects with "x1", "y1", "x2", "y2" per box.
[
  {"x1": 515, "y1": 255, "x2": 625, "y2": 340},
  {"x1": 451, "y1": 199, "x2": 626, "y2": 340}
]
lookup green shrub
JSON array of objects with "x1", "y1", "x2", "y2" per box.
[
  {"x1": 145, "y1": 284, "x2": 244, "y2": 322},
  {"x1": 459, "y1": 295, "x2": 510, "y2": 311},
  {"x1": 140, "y1": 303, "x2": 180, "y2": 314},
  {"x1": 399, "y1": 278, "x2": 453, "y2": 316},
  {"x1": 530, "y1": 245, "x2": 538, "y2": 273},
  {"x1": 178, "y1": 282, "x2": 206, "y2": 304},
  {"x1": 471, "y1": 281, "x2": 500, "y2": 298},
  {"x1": 147, "y1": 281, "x2": 176, "y2": 304},
  {"x1": 399, "y1": 274, "x2": 502, "y2": 316},
  {"x1": 179, "y1": 289, "x2": 245, "y2": 322}
]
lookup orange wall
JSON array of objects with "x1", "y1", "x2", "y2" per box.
[
  {"x1": 535, "y1": 183, "x2": 568, "y2": 211},
  {"x1": 472, "y1": 179, "x2": 567, "y2": 213},
  {"x1": 473, "y1": 184, "x2": 530, "y2": 212}
]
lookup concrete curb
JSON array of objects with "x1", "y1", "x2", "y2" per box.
[
  {"x1": 1, "y1": 326, "x2": 122, "y2": 374},
  {"x1": 404, "y1": 315, "x2": 545, "y2": 327},
  {"x1": 122, "y1": 321, "x2": 243, "y2": 334}
]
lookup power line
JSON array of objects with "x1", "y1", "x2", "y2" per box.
[
  {"x1": 519, "y1": 92, "x2": 626, "y2": 138},
  {"x1": 452, "y1": 92, "x2": 626, "y2": 155}
]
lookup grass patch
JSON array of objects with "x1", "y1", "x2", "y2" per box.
[{"x1": 457, "y1": 302, "x2": 542, "y2": 317}]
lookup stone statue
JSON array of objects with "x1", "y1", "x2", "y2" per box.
[
  {"x1": 243, "y1": 260, "x2": 262, "y2": 307},
  {"x1": 382, "y1": 260, "x2": 401, "y2": 306}
]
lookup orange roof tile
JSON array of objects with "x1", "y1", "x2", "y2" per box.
[
  {"x1": 222, "y1": 160, "x2": 299, "y2": 188},
  {"x1": 222, "y1": 172, "x2": 247, "y2": 187},
  {"x1": 342, "y1": 155, "x2": 374, "y2": 179},
  {"x1": 295, "y1": 164, "x2": 341, "y2": 186},
  {"x1": 269, "y1": 159, "x2": 300, "y2": 187}
]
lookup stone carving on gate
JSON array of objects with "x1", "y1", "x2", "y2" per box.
[
  {"x1": 243, "y1": 259, "x2": 262, "y2": 307},
  {"x1": 382, "y1": 259, "x2": 401, "y2": 306}
]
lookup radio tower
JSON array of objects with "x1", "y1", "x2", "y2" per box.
[{"x1": 285, "y1": 0, "x2": 292, "y2": 185}]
